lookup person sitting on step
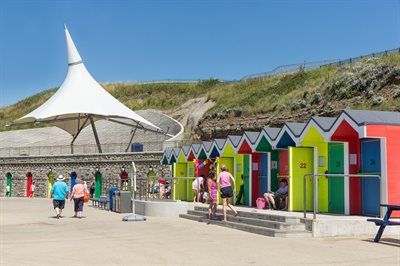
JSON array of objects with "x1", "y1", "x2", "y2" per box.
[{"x1": 263, "y1": 179, "x2": 288, "y2": 210}]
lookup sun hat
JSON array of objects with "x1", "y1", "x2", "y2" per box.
[
  {"x1": 57, "y1": 174, "x2": 65, "y2": 181},
  {"x1": 221, "y1": 164, "x2": 227, "y2": 171}
]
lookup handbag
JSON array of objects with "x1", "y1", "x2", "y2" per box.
[
  {"x1": 83, "y1": 189, "x2": 89, "y2": 203},
  {"x1": 203, "y1": 192, "x2": 210, "y2": 200}
]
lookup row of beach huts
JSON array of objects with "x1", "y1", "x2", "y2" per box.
[{"x1": 161, "y1": 109, "x2": 400, "y2": 217}]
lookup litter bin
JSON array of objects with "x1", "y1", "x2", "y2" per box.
[
  {"x1": 108, "y1": 188, "x2": 119, "y2": 212},
  {"x1": 115, "y1": 191, "x2": 132, "y2": 213}
]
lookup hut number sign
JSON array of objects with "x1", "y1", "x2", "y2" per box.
[{"x1": 300, "y1": 163, "x2": 307, "y2": 168}]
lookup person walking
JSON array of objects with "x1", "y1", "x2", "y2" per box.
[
  {"x1": 30, "y1": 181, "x2": 36, "y2": 198},
  {"x1": 70, "y1": 179, "x2": 85, "y2": 218},
  {"x1": 217, "y1": 165, "x2": 238, "y2": 222},
  {"x1": 207, "y1": 172, "x2": 218, "y2": 220},
  {"x1": 50, "y1": 175, "x2": 69, "y2": 219},
  {"x1": 235, "y1": 175, "x2": 245, "y2": 205},
  {"x1": 6, "y1": 184, "x2": 11, "y2": 197},
  {"x1": 89, "y1": 182, "x2": 95, "y2": 198}
]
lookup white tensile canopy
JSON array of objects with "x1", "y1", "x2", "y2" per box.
[{"x1": 13, "y1": 25, "x2": 164, "y2": 153}]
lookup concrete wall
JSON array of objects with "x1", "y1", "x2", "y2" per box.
[
  {"x1": 134, "y1": 200, "x2": 194, "y2": 217},
  {"x1": 0, "y1": 152, "x2": 168, "y2": 198}
]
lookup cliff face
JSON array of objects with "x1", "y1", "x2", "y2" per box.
[{"x1": 194, "y1": 58, "x2": 400, "y2": 140}]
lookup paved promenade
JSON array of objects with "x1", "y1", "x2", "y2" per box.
[{"x1": 1, "y1": 198, "x2": 399, "y2": 266}]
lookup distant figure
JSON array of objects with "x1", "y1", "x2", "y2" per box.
[
  {"x1": 217, "y1": 165, "x2": 238, "y2": 222},
  {"x1": 235, "y1": 175, "x2": 245, "y2": 205},
  {"x1": 263, "y1": 179, "x2": 288, "y2": 210},
  {"x1": 192, "y1": 175, "x2": 204, "y2": 202},
  {"x1": 159, "y1": 174, "x2": 166, "y2": 199},
  {"x1": 30, "y1": 181, "x2": 36, "y2": 198},
  {"x1": 6, "y1": 184, "x2": 11, "y2": 197},
  {"x1": 83, "y1": 181, "x2": 89, "y2": 194},
  {"x1": 207, "y1": 173, "x2": 218, "y2": 220},
  {"x1": 165, "y1": 182, "x2": 171, "y2": 199},
  {"x1": 70, "y1": 179, "x2": 85, "y2": 218},
  {"x1": 50, "y1": 175, "x2": 69, "y2": 219},
  {"x1": 89, "y1": 182, "x2": 95, "y2": 198}
]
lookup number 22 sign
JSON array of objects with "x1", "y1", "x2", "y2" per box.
[{"x1": 300, "y1": 163, "x2": 307, "y2": 169}]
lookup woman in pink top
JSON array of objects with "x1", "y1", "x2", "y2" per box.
[
  {"x1": 217, "y1": 165, "x2": 238, "y2": 222},
  {"x1": 70, "y1": 179, "x2": 85, "y2": 218}
]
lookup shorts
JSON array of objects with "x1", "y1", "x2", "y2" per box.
[
  {"x1": 53, "y1": 200, "x2": 65, "y2": 209},
  {"x1": 74, "y1": 197, "x2": 84, "y2": 212},
  {"x1": 220, "y1": 186, "x2": 233, "y2": 198}
]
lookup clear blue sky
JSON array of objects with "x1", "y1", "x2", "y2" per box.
[{"x1": 1, "y1": 0, "x2": 399, "y2": 107}]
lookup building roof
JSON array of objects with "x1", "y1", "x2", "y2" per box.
[
  {"x1": 181, "y1": 146, "x2": 191, "y2": 156},
  {"x1": 263, "y1": 127, "x2": 281, "y2": 140},
  {"x1": 312, "y1": 116, "x2": 337, "y2": 131},
  {"x1": 227, "y1": 135, "x2": 242, "y2": 147},
  {"x1": 344, "y1": 109, "x2": 400, "y2": 126},
  {"x1": 213, "y1": 139, "x2": 226, "y2": 150},
  {"x1": 202, "y1": 141, "x2": 213, "y2": 152},
  {"x1": 285, "y1": 122, "x2": 306, "y2": 137},
  {"x1": 243, "y1": 131, "x2": 260, "y2": 144}
]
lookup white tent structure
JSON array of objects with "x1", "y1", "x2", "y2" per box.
[{"x1": 13, "y1": 25, "x2": 165, "y2": 153}]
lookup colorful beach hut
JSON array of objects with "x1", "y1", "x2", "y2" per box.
[
  {"x1": 273, "y1": 122, "x2": 308, "y2": 211},
  {"x1": 219, "y1": 135, "x2": 245, "y2": 203},
  {"x1": 328, "y1": 109, "x2": 400, "y2": 216},
  {"x1": 237, "y1": 131, "x2": 261, "y2": 206},
  {"x1": 254, "y1": 127, "x2": 282, "y2": 204},
  {"x1": 299, "y1": 116, "x2": 341, "y2": 213}
]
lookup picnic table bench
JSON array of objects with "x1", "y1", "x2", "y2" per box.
[
  {"x1": 367, "y1": 204, "x2": 400, "y2": 243},
  {"x1": 90, "y1": 196, "x2": 109, "y2": 210}
]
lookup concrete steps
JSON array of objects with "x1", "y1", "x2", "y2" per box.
[{"x1": 179, "y1": 206, "x2": 312, "y2": 238}]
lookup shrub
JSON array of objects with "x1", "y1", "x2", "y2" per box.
[{"x1": 372, "y1": 96, "x2": 384, "y2": 106}]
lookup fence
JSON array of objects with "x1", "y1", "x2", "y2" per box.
[
  {"x1": 241, "y1": 47, "x2": 400, "y2": 81},
  {"x1": 0, "y1": 140, "x2": 179, "y2": 157},
  {"x1": 322, "y1": 47, "x2": 400, "y2": 67},
  {"x1": 303, "y1": 173, "x2": 382, "y2": 220}
]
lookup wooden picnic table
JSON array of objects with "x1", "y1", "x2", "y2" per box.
[{"x1": 367, "y1": 204, "x2": 400, "y2": 243}]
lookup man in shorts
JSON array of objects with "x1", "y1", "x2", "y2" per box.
[{"x1": 50, "y1": 175, "x2": 69, "y2": 219}]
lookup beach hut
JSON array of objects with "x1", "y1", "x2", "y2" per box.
[
  {"x1": 219, "y1": 136, "x2": 244, "y2": 204},
  {"x1": 237, "y1": 131, "x2": 261, "y2": 206},
  {"x1": 299, "y1": 116, "x2": 341, "y2": 213},
  {"x1": 254, "y1": 127, "x2": 281, "y2": 203},
  {"x1": 273, "y1": 122, "x2": 308, "y2": 211},
  {"x1": 329, "y1": 110, "x2": 400, "y2": 216}
]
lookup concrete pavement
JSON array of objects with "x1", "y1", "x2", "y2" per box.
[{"x1": 1, "y1": 197, "x2": 399, "y2": 266}]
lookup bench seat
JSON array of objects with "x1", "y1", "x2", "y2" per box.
[{"x1": 367, "y1": 218, "x2": 400, "y2": 226}]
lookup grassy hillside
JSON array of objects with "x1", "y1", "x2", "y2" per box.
[{"x1": 1, "y1": 52, "x2": 399, "y2": 134}]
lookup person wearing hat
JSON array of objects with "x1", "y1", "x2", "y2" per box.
[
  {"x1": 217, "y1": 164, "x2": 239, "y2": 222},
  {"x1": 50, "y1": 175, "x2": 69, "y2": 219}
]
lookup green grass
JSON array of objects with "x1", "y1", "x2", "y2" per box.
[{"x1": 1, "y1": 52, "x2": 399, "y2": 132}]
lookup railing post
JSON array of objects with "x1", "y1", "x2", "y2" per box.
[{"x1": 303, "y1": 174, "x2": 307, "y2": 219}]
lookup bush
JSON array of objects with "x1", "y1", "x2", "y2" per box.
[{"x1": 372, "y1": 96, "x2": 384, "y2": 106}]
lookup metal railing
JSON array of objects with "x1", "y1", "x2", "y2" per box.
[
  {"x1": 241, "y1": 47, "x2": 400, "y2": 81},
  {"x1": 241, "y1": 59, "x2": 339, "y2": 80},
  {"x1": 0, "y1": 140, "x2": 189, "y2": 157},
  {"x1": 322, "y1": 47, "x2": 400, "y2": 67},
  {"x1": 303, "y1": 174, "x2": 381, "y2": 220}
]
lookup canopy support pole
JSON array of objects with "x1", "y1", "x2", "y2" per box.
[
  {"x1": 70, "y1": 116, "x2": 90, "y2": 154},
  {"x1": 89, "y1": 115, "x2": 102, "y2": 153},
  {"x1": 125, "y1": 127, "x2": 138, "y2": 152}
]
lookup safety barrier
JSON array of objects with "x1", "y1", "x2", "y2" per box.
[{"x1": 303, "y1": 174, "x2": 381, "y2": 220}]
